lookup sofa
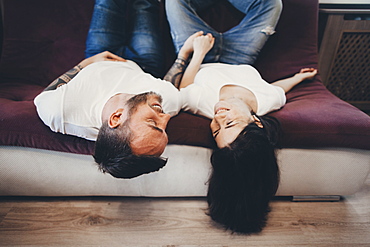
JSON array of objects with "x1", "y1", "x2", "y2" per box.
[{"x1": 1, "y1": 0, "x2": 369, "y2": 199}]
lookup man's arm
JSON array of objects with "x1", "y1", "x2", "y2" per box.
[
  {"x1": 163, "y1": 56, "x2": 189, "y2": 89},
  {"x1": 43, "y1": 51, "x2": 126, "y2": 92},
  {"x1": 271, "y1": 68, "x2": 318, "y2": 93},
  {"x1": 43, "y1": 65, "x2": 83, "y2": 92}
]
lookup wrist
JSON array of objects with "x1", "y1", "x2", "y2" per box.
[
  {"x1": 293, "y1": 73, "x2": 304, "y2": 82},
  {"x1": 178, "y1": 49, "x2": 192, "y2": 59},
  {"x1": 75, "y1": 64, "x2": 83, "y2": 71},
  {"x1": 192, "y1": 51, "x2": 206, "y2": 62},
  {"x1": 78, "y1": 59, "x2": 90, "y2": 69},
  {"x1": 176, "y1": 56, "x2": 189, "y2": 66}
]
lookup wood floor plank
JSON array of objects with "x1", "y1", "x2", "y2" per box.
[{"x1": 0, "y1": 175, "x2": 369, "y2": 246}]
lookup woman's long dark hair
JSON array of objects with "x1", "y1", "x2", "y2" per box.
[{"x1": 207, "y1": 115, "x2": 281, "y2": 234}]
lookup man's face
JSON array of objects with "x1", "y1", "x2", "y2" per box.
[
  {"x1": 210, "y1": 99, "x2": 254, "y2": 148},
  {"x1": 126, "y1": 92, "x2": 171, "y2": 156}
]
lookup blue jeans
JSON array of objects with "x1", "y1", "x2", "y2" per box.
[
  {"x1": 85, "y1": 0, "x2": 164, "y2": 78},
  {"x1": 166, "y1": 0, "x2": 282, "y2": 65}
]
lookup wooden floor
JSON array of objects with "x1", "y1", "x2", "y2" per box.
[{"x1": 0, "y1": 175, "x2": 369, "y2": 246}]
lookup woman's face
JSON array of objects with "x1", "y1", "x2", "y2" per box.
[{"x1": 210, "y1": 98, "x2": 254, "y2": 148}]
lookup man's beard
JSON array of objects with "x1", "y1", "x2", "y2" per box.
[{"x1": 126, "y1": 91, "x2": 163, "y2": 116}]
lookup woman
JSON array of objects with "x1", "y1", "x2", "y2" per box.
[{"x1": 165, "y1": 0, "x2": 317, "y2": 233}]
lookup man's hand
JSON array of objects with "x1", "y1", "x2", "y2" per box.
[
  {"x1": 79, "y1": 51, "x2": 126, "y2": 68},
  {"x1": 178, "y1": 31, "x2": 205, "y2": 58},
  {"x1": 43, "y1": 51, "x2": 126, "y2": 92}
]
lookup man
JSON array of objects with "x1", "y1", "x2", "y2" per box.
[{"x1": 34, "y1": 0, "x2": 181, "y2": 179}]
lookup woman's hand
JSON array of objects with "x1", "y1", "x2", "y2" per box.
[
  {"x1": 79, "y1": 51, "x2": 126, "y2": 69},
  {"x1": 193, "y1": 33, "x2": 215, "y2": 57},
  {"x1": 271, "y1": 68, "x2": 318, "y2": 93},
  {"x1": 177, "y1": 33, "x2": 214, "y2": 90},
  {"x1": 294, "y1": 68, "x2": 318, "y2": 81}
]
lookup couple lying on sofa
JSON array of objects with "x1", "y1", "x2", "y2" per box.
[{"x1": 34, "y1": 0, "x2": 317, "y2": 234}]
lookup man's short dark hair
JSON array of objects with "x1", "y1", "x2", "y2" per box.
[
  {"x1": 207, "y1": 115, "x2": 280, "y2": 234},
  {"x1": 94, "y1": 121, "x2": 167, "y2": 179},
  {"x1": 93, "y1": 92, "x2": 168, "y2": 179}
]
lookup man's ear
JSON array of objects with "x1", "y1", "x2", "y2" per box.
[
  {"x1": 253, "y1": 115, "x2": 264, "y2": 128},
  {"x1": 108, "y1": 108, "x2": 124, "y2": 128}
]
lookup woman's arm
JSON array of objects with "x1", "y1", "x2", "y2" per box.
[
  {"x1": 179, "y1": 33, "x2": 214, "y2": 89},
  {"x1": 271, "y1": 68, "x2": 317, "y2": 93},
  {"x1": 43, "y1": 51, "x2": 126, "y2": 92}
]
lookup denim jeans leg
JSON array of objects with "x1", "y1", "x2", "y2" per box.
[
  {"x1": 220, "y1": 0, "x2": 282, "y2": 65},
  {"x1": 125, "y1": 0, "x2": 164, "y2": 78},
  {"x1": 165, "y1": 0, "x2": 224, "y2": 62},
  {"x1": 85, "y1": 0, "x2": 130, "y2": 58}
]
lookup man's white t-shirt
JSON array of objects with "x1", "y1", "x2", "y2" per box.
[
  {"x1": 180, "y1": 63, "x2": 286, "y2": 119},
  {"x1": 34, "y1": 61, "x2": 181, "y2": 141}
]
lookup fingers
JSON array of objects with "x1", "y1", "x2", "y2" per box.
[
  {"x1": 102, "y1": 51, "x2": 126, "y2": 62},
  {"x1": 205, "y1": 33, "x2": 215, "y2": 45},
  {"x1": 209, "y1": 34, "x2": 215, "y2": 46},
  {"x1": 297, "y1": 68, "x2": 318, "y2": 81},
  {"x1": 190, "y1": 31, "x2": 213, "y2": 41},
  {"x1": 193, "y1": 34, "x2": 214, "y2": 56},
  {"x1": 108, "y1": 54, "x2": 126, "y2": 62},
  {"x1": 185, "y1": 31, "x2": 204, "y2": 42},
  {"x1": 192, "y1": 31, "x2": 204, "y2": 37},
  {"x1": 194, "y1": 33, "x2": 214, "y2": 43},
  {"x1": 299, "y1": 68, "x2": 318, "y2": 79},
  {"x1": 300, "y1": 68, "x2": 317, "y2": 74},
  {"x1": 195, "y1": 34, "x2": 215, "y2": 47}
]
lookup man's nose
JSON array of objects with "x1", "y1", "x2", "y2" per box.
[{"x1": 159, "y1": 113, "x2": 171, "y2": 128}]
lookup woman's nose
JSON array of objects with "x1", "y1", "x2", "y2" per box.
[{"x1": 215, "y1": 112, "x2": 228, "y2": 121}]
